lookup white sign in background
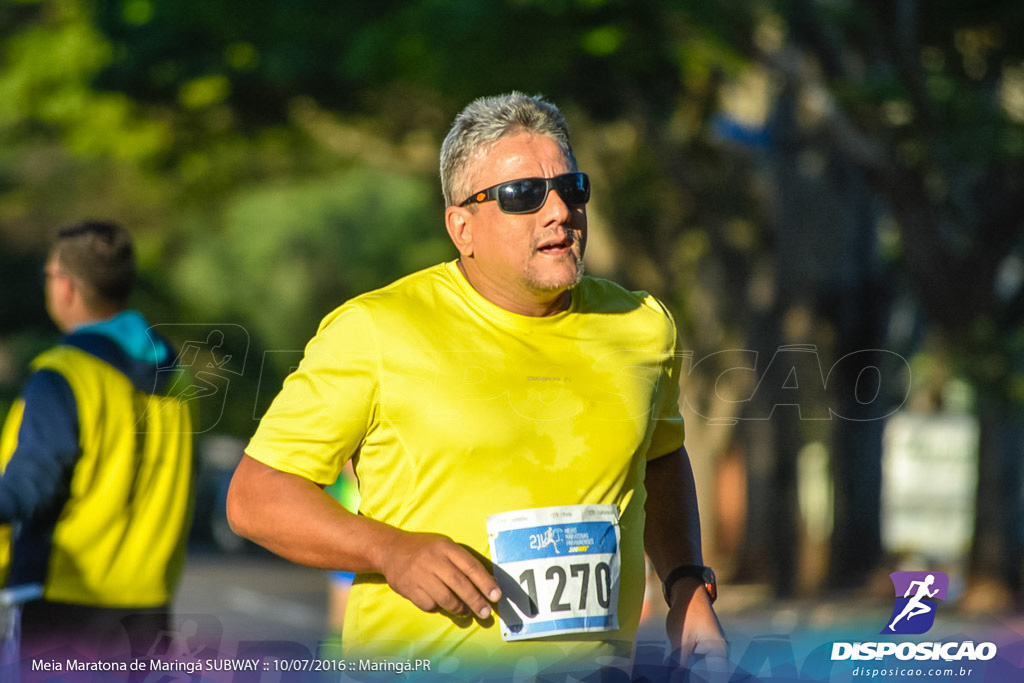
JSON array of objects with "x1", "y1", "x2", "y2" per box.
[{"x1": 881, "y1": 412, "x2": 980, "y2": 561}]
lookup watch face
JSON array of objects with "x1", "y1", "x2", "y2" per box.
[{"x1": 702, "y1": 567, "x2": 718, "y2": 603}]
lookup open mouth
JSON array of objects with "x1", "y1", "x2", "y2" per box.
[{"x1": 537, "y1": 235, "x2": 575, "y2": 254}]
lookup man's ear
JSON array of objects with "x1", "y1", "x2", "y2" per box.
[
  {"x1": 55, "y1": 271, "x2": 79, "y2": 307},
  {"x1": 445, "y1": 206, "x2": 474, "y2": 257}
]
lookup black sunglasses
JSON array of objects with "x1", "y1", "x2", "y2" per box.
[{"x1": 460, "y1": 172, "x2": 590, "y2": 214}]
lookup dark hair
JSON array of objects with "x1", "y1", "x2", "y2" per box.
[{"x1": 52, "y1": 220, "x2": 136, "y2": 309}]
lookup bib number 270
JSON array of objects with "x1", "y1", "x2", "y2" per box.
[{"x1": 487, "y1": 504, "x2": 621, "y2": 641}]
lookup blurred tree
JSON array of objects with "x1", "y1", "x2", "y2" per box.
[
  {"x1": 87, "y1": 0, "x2": 725, "y2": 125},
  {"x1": 7, "y1": 0, "x2": 1020, "y2": 604},
  {"x1": 174, "y1": 166, "x2": 451, "y2": 348},
  {"x1": 0, "y1": 0, "x2": 763, "y2": 428},
  {"x1": 749, "y1": 0, "x2": 1024, "y2": 599},
  {"x1": 163, "y1": 166, "x2": 453, "y2": 435}
]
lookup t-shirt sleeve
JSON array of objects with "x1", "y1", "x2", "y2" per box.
[
  {"x1": 246, "y1": 303, "x2": 378, "y2": 485},
  {"x1": 645, "y1": 304, "x2": 686, "y2": 461}
]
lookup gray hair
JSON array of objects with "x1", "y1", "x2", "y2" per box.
[{"x1": 439, "y1": 92, "x2": 577, "y2": 207}]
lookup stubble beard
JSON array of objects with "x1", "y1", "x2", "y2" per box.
[{"x1": 524, "y1": 249, "x2": 585, "y2": 296}]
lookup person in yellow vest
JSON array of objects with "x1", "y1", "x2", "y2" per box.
[
  {"x1": 227, "y1": 93, "x2": 725, "y2": 678},
  {"x1": 0, "y1": 221, "x2": 194, "y2": 660}
]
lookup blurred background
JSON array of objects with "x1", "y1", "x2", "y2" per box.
[{"x1": 1, "y1": 0, "x2": 1023, "y2": 651}]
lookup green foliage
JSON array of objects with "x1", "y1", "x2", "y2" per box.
[
  {"x1": 173, "y1": 166, "x2": 452, "y2": 352},
  {"x1": 0, "y1": 0, "x2": 1022, "y2": 594},
  {"x1": 0, "y1": 0, "x2": 171, "y2": 160},
  {"x1": 84, "y1": 0, "x2": 753, "y2": 125}
]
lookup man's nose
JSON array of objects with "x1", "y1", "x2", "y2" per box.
[{"x1": 540, "y1": 187, "x2": 573, "y2": 223}]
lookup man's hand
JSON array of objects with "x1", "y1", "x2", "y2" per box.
[
  {"x1": 378, "y1": 530, "x2": 501, "y2": 620},
  {"x1": 643, "y1": 447, "x2": 728, "y2": 671},
  {"x1": 228, "y1": 456, "x2": 501, "y2": 620},
  {"x1": 666, "y1": 577, "x2": 728, "y2": 668}
]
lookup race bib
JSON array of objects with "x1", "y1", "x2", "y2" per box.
[{"x1": 486, "y1": 504, "x2": 621, "y2": 641}]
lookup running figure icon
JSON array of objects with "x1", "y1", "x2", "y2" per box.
[{"x1": 888, "y1": 574, "x2": 939, "y2": 631}]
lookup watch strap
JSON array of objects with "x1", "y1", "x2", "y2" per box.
[{"x1": 662, "y1": 564, "x2": 717, "y2": 606}]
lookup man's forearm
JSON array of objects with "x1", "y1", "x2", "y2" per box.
[
  {"x1": 225, "y1": 454, "x2": 502, "y2": 618},
  {"x1": 644, "y1": 445, "x2": 727, "y2": 663},
  {"x1": 226, "y1": 454, "x2": 389, "y2": 572},
  {"x1": 643, "y1": 446, "x2": 704, "y2": 581}
]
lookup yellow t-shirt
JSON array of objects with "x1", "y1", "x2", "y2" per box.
[{"x1": 246, "y1": 261, "x2": 685, "y2": 675}]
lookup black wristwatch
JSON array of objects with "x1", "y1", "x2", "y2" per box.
[{"x1": 662, "y1": 564, "x2": 717, "y2": 606}]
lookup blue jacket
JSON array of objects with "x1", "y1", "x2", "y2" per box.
[{"x1": 0, "y1": 311, "x2": 195, "y2": 607}]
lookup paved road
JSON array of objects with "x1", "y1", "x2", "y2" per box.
[
  {"x1": 172, "y1": 550, "x2": 331, "y2": 656},
  {"x1": 173, "y1": 550, "x2": 683, "y2": 651},
  {"x1": 171, "y1": 551, "x2": 1024, "y2": 681}
]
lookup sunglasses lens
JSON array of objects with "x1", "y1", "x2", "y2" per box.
[
  {"x1": 556, "y1": 173, "x2": 590, "y2": 206},
  {"x1": 497, "y1": 179, "x2": 548, "y2": 213},
  {"x1": 489, "y1": 173, "x2": 590, "y2": 214}
]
